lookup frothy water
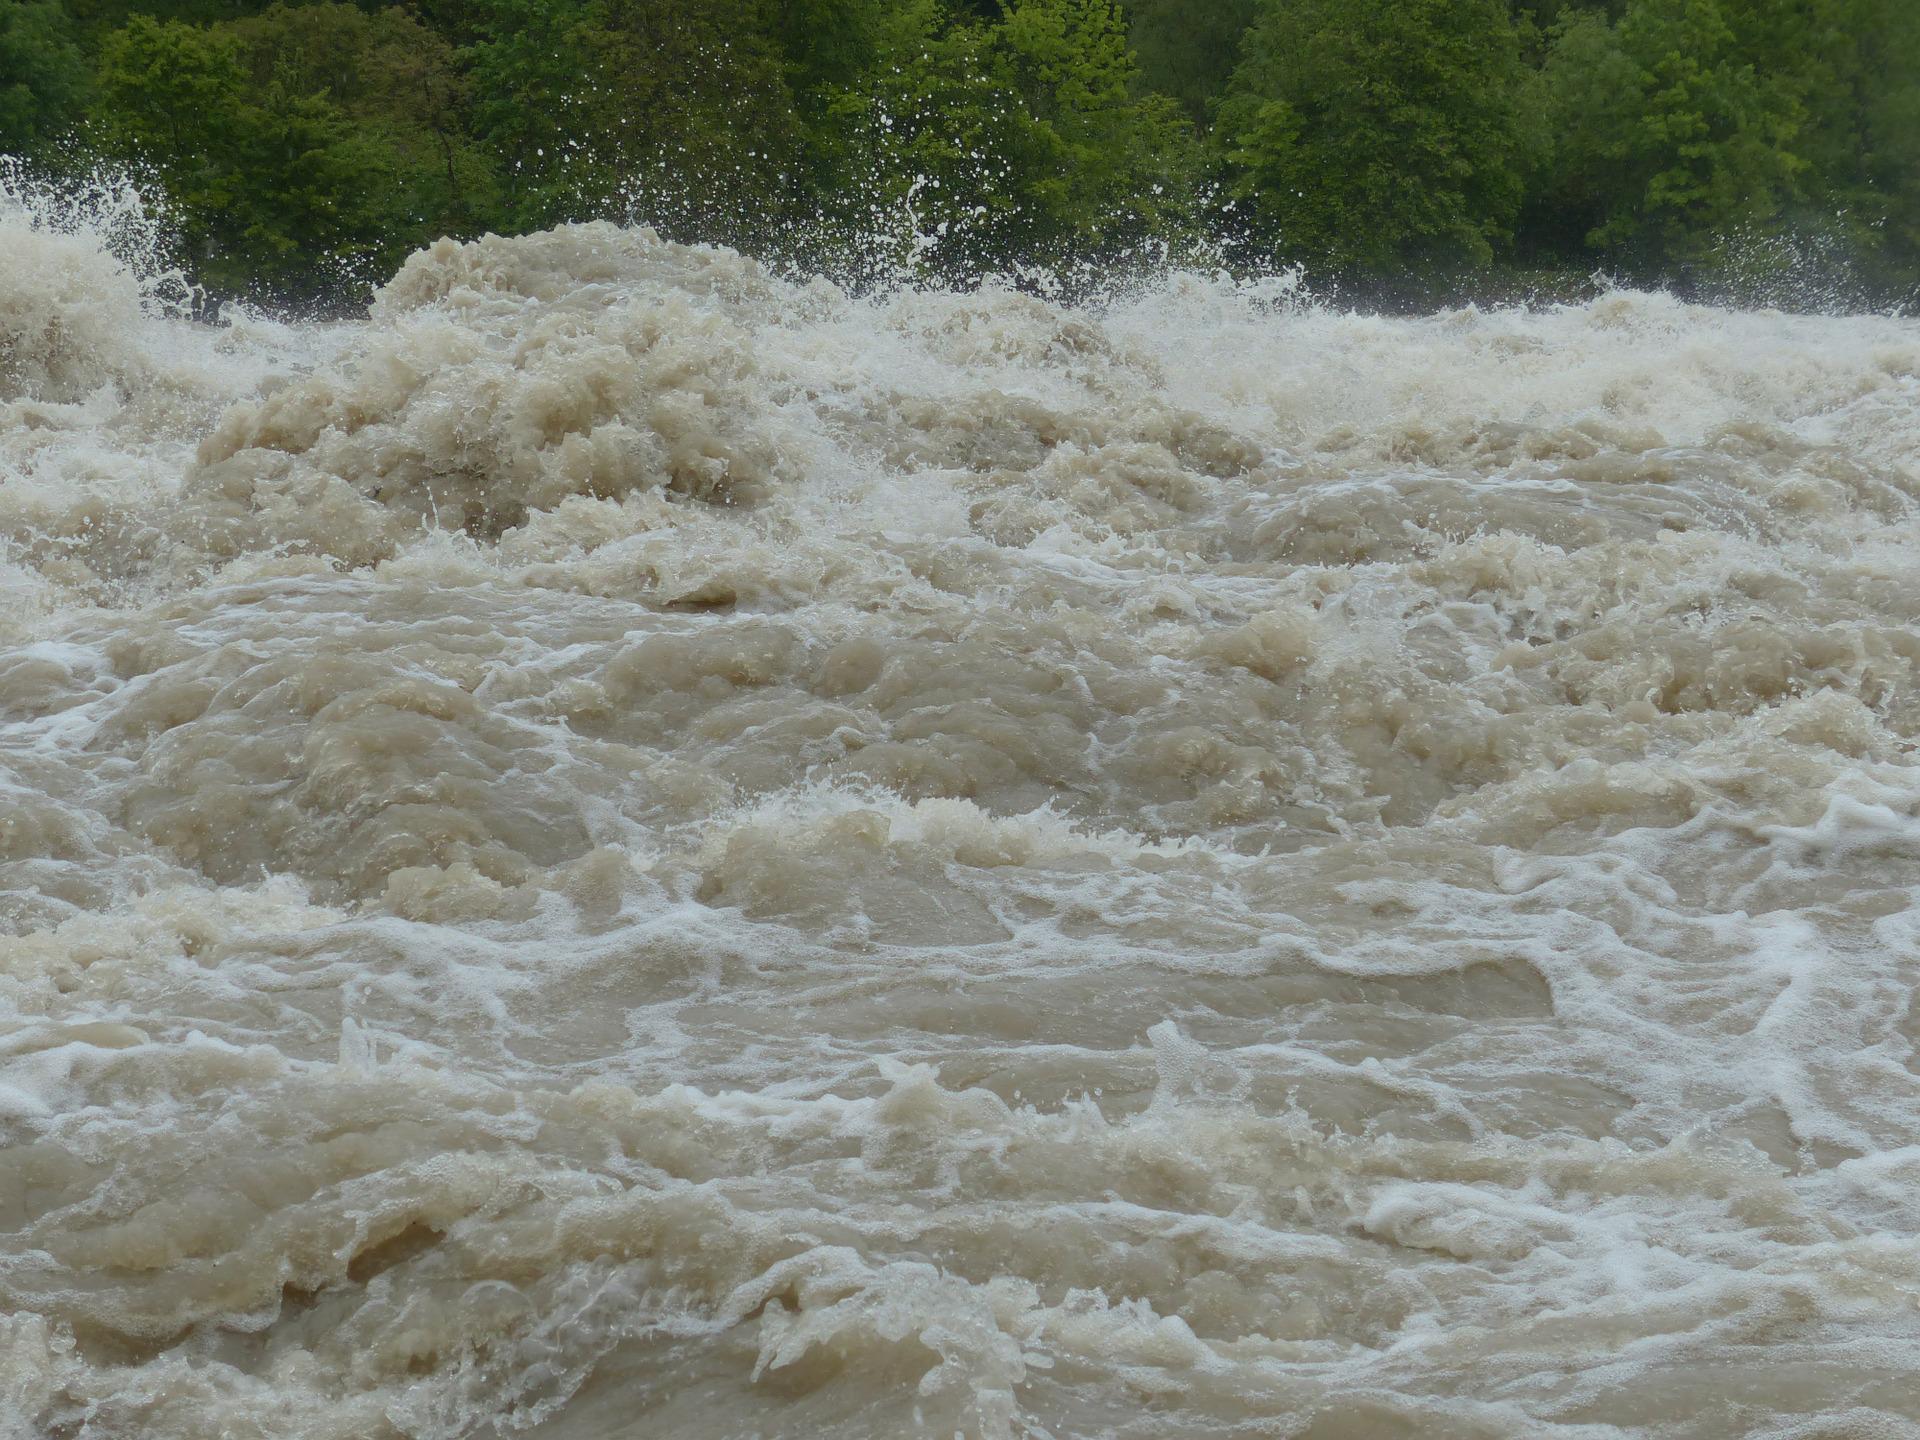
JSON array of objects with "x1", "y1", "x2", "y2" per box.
[{"x1": 3, "y1": 191, "x2": 1920, "y2": 1440}]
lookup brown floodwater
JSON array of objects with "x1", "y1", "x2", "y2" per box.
[{"x1": 3, "y1": 194, "x2": 1920, "y2": 1439}]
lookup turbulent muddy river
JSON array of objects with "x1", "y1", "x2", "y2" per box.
[{"x1": 4, "y1": 194, "x2": 1920, "y2": 1439}]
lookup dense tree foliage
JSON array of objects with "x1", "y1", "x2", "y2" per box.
[
  {"x1": 0, "y1": 0, "x2": 89, "y2": 155},
  {"x1": 1539, "y1": 0, "x2": 1805, "y2": 261},
  {"x1": 1126, "y1": 0, "x2": 1252, "y2": 124},
  {"x1": 6, "y1": 0, "x2": 1916, "y2": 305},
  {"x1": 94, "y1": 12, "x2": 416, "y2": 289},
  {"x1": 1215, "y1": 0, "x2": 1539, "y2": 279},
  {"x1": 465, "y1": 0, "x2": 799, "y2": 235},
  {"x1": 845, "y1": 0, "x2": 1197, "y2": 277}
]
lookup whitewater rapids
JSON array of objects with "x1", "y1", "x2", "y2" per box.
[{"x1": 3, "y1": 199, "x2": 1919, "y2": 1440}]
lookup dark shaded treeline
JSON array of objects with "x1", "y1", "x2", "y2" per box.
[{"x1": 3, "y1": 0, "x2": 1916, "y2": 306}]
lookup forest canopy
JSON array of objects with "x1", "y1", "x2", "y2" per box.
[{"x1": 3, "y1": 0, "x2": 1915, "y2": 305}]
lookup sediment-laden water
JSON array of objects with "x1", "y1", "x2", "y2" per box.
[{"x1": 3, "y1": 194, "x2": 1919, "y2": 1439}]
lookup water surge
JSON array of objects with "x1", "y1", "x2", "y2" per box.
[{"x1": 3, "y1": 191, "x2": 1920, "y2": 1439}]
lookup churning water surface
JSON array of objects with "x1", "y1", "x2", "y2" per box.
[{"x1": 3, "y1": 189, "x2": 1920, "y2": 1440}]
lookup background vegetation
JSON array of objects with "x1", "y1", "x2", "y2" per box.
[{"x1": 3, "y1": 0, "x2": 1915, "y2": 306}]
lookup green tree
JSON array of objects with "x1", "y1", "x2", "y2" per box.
[
  {"x1": 35, "y1": 0, "x2": 1920, "y2": 304},
  {"x1": 997, "y1": 0, "x2": 1197, "y2": 247},
  {"x1": 1126, "y1": 0, "x2": 1254, "y2": 125},
  {"x1": 776, "y1": 0, "x2": 890, "y2": 97},
  {"x1": 1767, "y1": 0, "x2": 1920, "y2": 295},
  {"x1": 1215, "y1": 0, "x2": 1538, "y2": 278},
  {"x1": 63, "y1": 0, "x2": 271, "y2": 35},
  {"x1": 0, "y1": 0, "x2": 88, "y2": 156},
  {"x1": 461, "y1": 0, "x2": 617, "y2": 227},
  {"x1": 228, "y1": 3, "x2": 497, "y2": 236},
  {"x1": 845, "y1": 0, "x2": 1199, "y2": 279},
  {"x1": 95, "y1": 14, "x2": 411, "y2": 295},
  {"x1": 463, "y1": 0, "x2": 798, "y2": 237},
  {"x1": 1858, "y1": 2, "x2": 1920, "y2": 289},
  {"x1": 1536, "y1": 0, "x2": 1805, "y2": 264}
]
